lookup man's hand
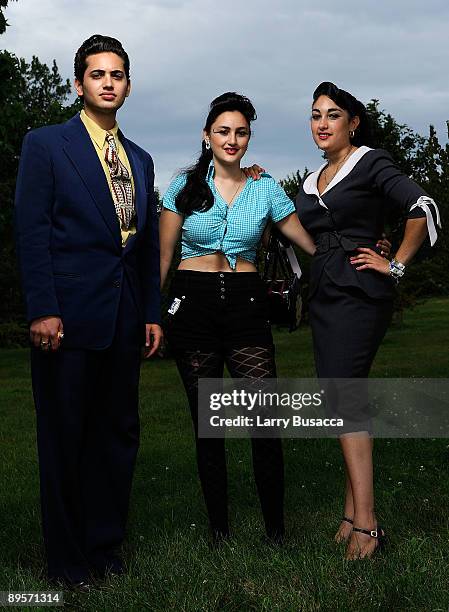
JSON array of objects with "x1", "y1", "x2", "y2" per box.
[
  {"x1": 30, "y1": 316, "x2": 64, "y2": 351},
  {"x1": 144, "y1": 323, "x2": 163, "y2": 359}
]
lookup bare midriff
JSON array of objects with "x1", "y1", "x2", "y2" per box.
[{"x1": 178, "y1": 252, "x2": 256, "y2": 273}]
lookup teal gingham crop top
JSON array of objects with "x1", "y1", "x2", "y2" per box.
[{"x1": 162, "y1": 160, "x2": 296, "y2": 269}]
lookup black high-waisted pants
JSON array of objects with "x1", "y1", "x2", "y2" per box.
[{"x1": 166, "y1": 270, "x2": 284, "y2": 539}]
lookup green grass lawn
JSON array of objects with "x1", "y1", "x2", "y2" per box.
[{"x1": 1, "y1": 298, "x2": 448, "y2": 611}]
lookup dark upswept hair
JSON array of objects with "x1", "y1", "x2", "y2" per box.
[
  {"x1": 175, "y1": 92, "x2": 257, "y2": 216},
  {"x1": 312, "y1": 81, "x2": 372, "y2": 147},
  {"x1": 74, "y1": 34, "x2": 130, "y2": 82}
]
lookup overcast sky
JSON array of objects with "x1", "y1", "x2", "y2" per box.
[{"x1": 3, "y1": 0, "x2": 449, "y2": 192}]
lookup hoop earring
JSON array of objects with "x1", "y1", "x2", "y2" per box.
[
  {"x1": 205, "y1": 139, "x2": 211, "y2": 150},
  {"x1": 349, "y1": 130, "x2": 355, "y2": 139}
]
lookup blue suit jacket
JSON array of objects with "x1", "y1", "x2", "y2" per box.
[{"x1": 14, "y1": 114, "x2": 161, "y2": 349}]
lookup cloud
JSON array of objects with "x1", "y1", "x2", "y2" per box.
[{"x1": 3, "y1": 0, "x2": 448, "y2": 191}]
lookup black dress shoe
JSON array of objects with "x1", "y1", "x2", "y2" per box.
[
  {"x1": 262, "y1": 532, "x2": 285, "y2": 547},
  {"x1": 263, "y1": 524, "x2": 285, "y2": 547},
  {"x1": 49, "y1": 577, "x2": 91, "y2": 592},
  {"x1": 209, "y1": 528, "x2": 231, "y2": 550},
  {"x1": 70, "y1": 580, "x2": 91, "y2": 592},
  {"x1": 91, "y1": 555, "x2": 125, "y2": 580}
]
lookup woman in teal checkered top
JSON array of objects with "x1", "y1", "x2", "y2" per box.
[{"x1": 159, "y1": 92, "x2": 316, "y2": 545}]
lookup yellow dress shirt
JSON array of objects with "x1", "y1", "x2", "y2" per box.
[{"x1": 80, "y1": 109, "x2": 136, "y2": 246}]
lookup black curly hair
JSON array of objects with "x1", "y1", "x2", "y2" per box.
[
  {"x1": 175, "y1": 92, "x2": 257, "y2": 216},
  {"x1": 313, "y1": 81, "x2": 372, "y2": 147}
]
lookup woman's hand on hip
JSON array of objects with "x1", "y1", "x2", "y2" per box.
[{"x1": 350, "y1": 247, "x2": 390, "y2": 275}]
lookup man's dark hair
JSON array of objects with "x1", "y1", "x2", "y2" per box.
[{"x1": 74, "y1": 34, "x2": 130, "y2": 82}]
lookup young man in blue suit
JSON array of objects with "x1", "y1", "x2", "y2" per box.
[{"x1": 14, "y1": 35, "x2": 162, "y2": 587}]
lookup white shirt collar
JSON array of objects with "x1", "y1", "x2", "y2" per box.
[{"x1": 303, "y1": 146, "x2": 373, "y2": 205}]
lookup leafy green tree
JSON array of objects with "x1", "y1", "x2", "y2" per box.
[
  {"x1": 279, "y1": 169, "x2": 308, "y2": 202},
  {"x1": 366, "y1": 101, "x2": 448, "y2": 301},
  {"x1": 0, "y1": 50, "x2": 81, "y2": 337},
  {"x1": 0, "y1": 0, "x2": 17, "y2": 35}
]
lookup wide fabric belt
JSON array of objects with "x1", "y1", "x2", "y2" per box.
[{"x1": 315, "y1": 231, "x2": 374, "y2": 254}]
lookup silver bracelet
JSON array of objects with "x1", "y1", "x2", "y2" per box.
[{"x1": 389, "y1": 259, "x2": 406, "y2": 283}]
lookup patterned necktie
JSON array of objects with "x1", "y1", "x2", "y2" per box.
[{"x1": 104, "y1": 132, "x2": 135, "y2": 230}]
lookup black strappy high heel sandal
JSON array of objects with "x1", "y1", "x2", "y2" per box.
[
  {"x1": 351, "y1": 525, "x2": 387, "y2": 554},
  {"x1": 342, "y1": 516, "x2": 353, "y2": 526}
]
